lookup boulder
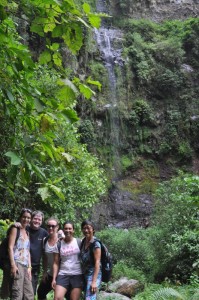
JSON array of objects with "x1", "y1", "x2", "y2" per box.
[
  {"x1": 107, "y1": 277, "x2": 144, "y2": 298},
  {"x1": 98, "y1": 291, "x2": 130, "y2": 300}
]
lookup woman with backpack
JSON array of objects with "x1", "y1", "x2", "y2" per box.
[
  {"x1": 37, "y1": 217, "x2": 59, "y2": 300},
  {"x1": 80, "y1": 220, "x2": 102, "y2": 300},
  {"x1": 52, "y1": 221, "x2": 83, "y2": 300},
  {"x1": 8, "y1": 208, "x2": 34, "y2": 300}
]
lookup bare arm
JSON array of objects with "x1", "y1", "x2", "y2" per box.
[
  {"x1": 52, "y1": 252, "x2": 60, "y2": 289},
  {"x1": 90, "y1": 247, "x2": 101, "y2": 292},
  {"x1": 27, "y1": 252, "x2": 32, "y2": 280},
  {"x1": 8, "y1": 227, "x2": 18, "y2": 277}
]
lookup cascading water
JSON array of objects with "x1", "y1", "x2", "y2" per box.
[{"x1": 94, "y1": 1, "x2": 124, "y2": 177}]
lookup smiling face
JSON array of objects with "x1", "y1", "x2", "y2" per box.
[
  {"x1": 47, "y1": 219, "x2": 58, "y2": 235},
  {"x1": 20, "y1": 212, "x2": 31, "y2": 227},
  {"x1": 31, "y1": 213, "x2": 43, "y2": 230},
  {"x1": 63, "y1": 223, "x2": 74, "y2": 240},
  {"x1": 82, "y1": 224, "x2": 94, "y2": 240}
]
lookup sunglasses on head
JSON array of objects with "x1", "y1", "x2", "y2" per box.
[
  {"x1": 47, "y1": 224, "x2": 57, "y2": 228},
  {"x1": 21, "y1": 208, "x2": 32, "y2": 214}
]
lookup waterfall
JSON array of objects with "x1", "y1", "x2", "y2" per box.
[{"x1": 94, "y1": 2, "x2": 124, "y2": 177}]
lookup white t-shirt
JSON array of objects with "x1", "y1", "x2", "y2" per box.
[
  {"x1": 44, "y1": 240, "x2": 57, "y2": 276},
  {"x1": 54, "y1": 238, "x2": 82, "y2": 275}
]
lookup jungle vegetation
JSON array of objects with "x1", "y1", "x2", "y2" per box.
[
  {"x1": 0, "y1": 0, "x2": 198, "y2": 299},
  {"x1": 0, "y1": 0, "x2": 106, "y2": 224}
]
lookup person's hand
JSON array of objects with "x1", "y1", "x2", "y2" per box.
[
  {"x1": 52, "y1": 279, "x2": 56, "y2": 290},
  {"x1": 13, "y1": 222, "x2": 22, "y2": 228},
  {"x1": 58, "y1": 229, "x2": 65, "y2": 239},
  {"x1": 90, "y1": 282, "x2": 97, "y2": 294},
  {"x1": 11, "y1": 264, "x2": 18, "y2": 278}
]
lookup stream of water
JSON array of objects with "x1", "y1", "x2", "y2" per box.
[{"x1": 94, "y1": 1, "x2": 124, "y2": 176}]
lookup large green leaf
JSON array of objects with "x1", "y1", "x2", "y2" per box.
[
  {"x1": 62, "y1": 23, "x2": 83, "y2": 53},
  {"x1": 39, "y1": 50, "x2": 52, "y2": 64},
  {"x1": 87, "y1": 77, "x2": 102, "y2": 91},
  {"x1": 79, "y1": 83, "x2": 94, "y2": 99},
  {"x1": 88, "y1": 14, "x2": 101, "y2": 28},
  {"x1": 61, "y1": 109, "x2": 79, "y2": 122},
  {"x1": 5, "y1": 151, "x2": 21, "y2": 165},
  {"x1": 38, "y1": 187, "x2": 50, "y2": 201},
  {"x1": 48, "y1": 184, "x2": 65, "y2": 200},
  {"x1": 57, "y1": 86, "x2": 76, "y2": 104},
  {"x1": 52, "y1": 52, "x2": 62, "y2": 67},
  {"x1": 6, "y1": 90, "x2": 14, "y2": 102},
  {"x1": 44, "y1": 18, "x2": 56, "y2": 33},
  {"x1": 41, "y1": 142, "x2": 55, "y2": 160},
  {"x1": 82, "y1": 3, "x2": 90, "y2": 14}
]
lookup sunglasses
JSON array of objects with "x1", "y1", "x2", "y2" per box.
[
  {"x1": 21, "y1": 208, "x2": 32, "y2": 214},
  {"x1": 47, "y1": 224, "x2": 57, "y2": 228}
]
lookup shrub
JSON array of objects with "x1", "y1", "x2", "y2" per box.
[
  {"x1": 97, "y1": 227, "x2": 160, "y2": 282},
  {"x1": 112, "y1": 261, "x2": 146, "y2": 282},
  {"x1": 153, "y1": 173, "x2": 199, "y2": 282}
]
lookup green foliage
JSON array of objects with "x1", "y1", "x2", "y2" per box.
[
  {"x1": 74, "y1": 14, "x2": 199, "y2": 172},
  {"x1": 153, "y1": 287, "x2": 185, "y2": 300},
  {"x1": 0, "y1": 219, "x2": 13, "y2": 240},
  {"x1": 131, "y1": 99, "x2": 154, "y2": 126},
  {"x1": 78, "y1": 119, "x2": 96, "y2": 148},
  {"x1": 152, "y1": 287, "x2": 199, "y2": 300},
  {"x1": 113, "y1": 261, "x2": 146, "y2": 282},
  {"x1": 0, "y1": 0, "x2": 107, "y2": 222},
  {"x1": 96, "y1": 173, "x2": 199, "y2": 285},
  {"x1": 133, "y1": 283, "x2": 199, "y2": 300},
  {"x1": 178, "y1": 141, "x2": 193, "y2": 160},
  {"x1": 120, "y1": 155, "x2": 132, "y2": 172},
  {"x1": 153, "y1": 173, "x2": 199, "y2": 281},
  {"x1": 98, "y1": 227, "x2": 159, "y2": 282}
]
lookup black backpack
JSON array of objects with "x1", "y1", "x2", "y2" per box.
[
  {"x1": 0, "y1": 226, "x2": 20, "y2": 269},
  {"x1": 81, "y1": 237, "x2": 113, "y2": 283}
]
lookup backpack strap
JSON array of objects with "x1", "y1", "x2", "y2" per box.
[
  {"x1": 87, "y1": 238, "x2": 102, "y2": 262},
  {"x1": 43, "y1": 235, "x2": 50, "y2": 249},
  {"x1": 80, "y1": 237, "x2": 101, "y2": 251},
  {"x1": 7, "y1": 226, "x2": 20, "y2": 245},
  {"x1": 90, "y1": 238, "x2": 102, "y2": 250}
]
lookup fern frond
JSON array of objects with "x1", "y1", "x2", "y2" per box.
[
  {"x1": 153, "y1": 287, "x2": 185, "y2": 300},
  {"x1": 191, "y1": 289, "x2": 199, "y2": 300}
]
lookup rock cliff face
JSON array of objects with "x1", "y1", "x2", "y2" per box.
[
  {"x1": 110, "y1": 0, "x2": 199, "y2": 22},
  {"x1": 91, "y1": 0, "x2": 199, "y2": 230},
  {"x1": 92, "y1": 189, "x2": 153, "y2": 230}
]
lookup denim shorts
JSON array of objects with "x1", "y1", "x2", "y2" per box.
[{"x1": 56, "y1": 274, "x2": 84, "y2": 289}]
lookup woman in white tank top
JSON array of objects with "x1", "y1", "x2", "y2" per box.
[{"x1": 52, "y1": 221, "x2": 83, "y2": 300}]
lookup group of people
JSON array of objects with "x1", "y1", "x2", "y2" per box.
[{"x1": 0, "y1": 208, "x2": 102, "y2": 300}]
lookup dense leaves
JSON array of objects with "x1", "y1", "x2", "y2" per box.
[
  {"x1": 98, "y1": 174, "x2": 199, "y2": 284},
  {"x1": 0, "y1": 0, "x2": 106, "y2": 223}
]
